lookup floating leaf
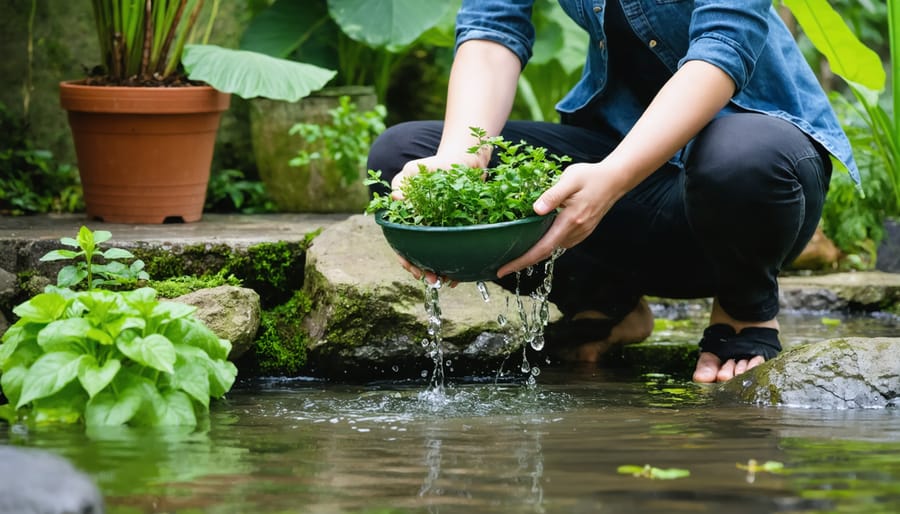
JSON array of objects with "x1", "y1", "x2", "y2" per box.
[{"x1": 617, "y1": 464, "x2": 691, "y2": 480}]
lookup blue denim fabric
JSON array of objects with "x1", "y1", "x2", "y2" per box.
[{"x1": 455, "y1": 0, "x2": 860, "y2": 184}]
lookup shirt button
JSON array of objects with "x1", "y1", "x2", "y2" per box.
[
  {"x1": 593, "y1": 5, "x2": 602, "y2": 12},
  {"x1": 648, "y1": 39, "x2": 658, "y2": 48}
]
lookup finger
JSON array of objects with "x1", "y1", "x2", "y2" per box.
[
  {"x1": 396, "y1": 255, "x2": 423, "y2": 280},
  {"x1": 533, "y1": 168, "x2": 583, "y2": 215}
]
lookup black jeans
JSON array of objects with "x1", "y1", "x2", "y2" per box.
[{"x1": 367, "y1": 113, "x2": 831, "y2": 322}]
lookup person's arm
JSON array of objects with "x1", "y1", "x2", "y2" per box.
[
  {"x1": 497, "y1": 59, "x2": 736, "y2": 277},
  {"x1": 390, "y1": 39, "x2": 521, "y2": 192}
]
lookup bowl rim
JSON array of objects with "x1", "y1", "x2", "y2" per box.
[{"x1": 373, "y1": 210, "x2": 555, "y2": 233}]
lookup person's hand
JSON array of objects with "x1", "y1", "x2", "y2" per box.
[{"x1": 497, "y1": 161, "x2": 627, "y2": 277}]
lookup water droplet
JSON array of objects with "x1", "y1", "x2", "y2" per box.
[
  {"x1": 520, "y1": 361, "x2": 531, "y2": 373},
  {"x1": 421, "y1": 370, "x2": 429, "y2": 378},
  {"x1": 476, "y1": 281, "x2": 490, "y2": 302},
  {"x1": 392, "y1": 365, "x2": 399, "y2": 372},
  {"x1": 497, "y1": 314, "x2": 507, "y2": 326},
  {"x1": 530, "y1": 334, "x2": 545, "y2": 352},
  {"x1": 531, "y1": 366, "x2": 541, "y2": 376},
  {"x1": 444, "y1": 359, "x2": 452, "y2": 366}
]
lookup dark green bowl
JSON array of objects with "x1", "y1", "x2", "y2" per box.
[{"x1": 374, "y1": 211, "x2": 557, "y2": 282}]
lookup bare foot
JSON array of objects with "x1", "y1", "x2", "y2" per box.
[
  {"x1": 692, "y1": 298, "x2": 778, "y2": 383},
  {"x1": 560, "y1": 297, "x2": 654, "y2": 362}
]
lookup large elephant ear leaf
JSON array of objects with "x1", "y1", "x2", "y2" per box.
[
  {"x1": 783, "y1": 0, "x2": 885, "y2": 91},
  {"x1": 182, "y1": 44, "x2": 336, "y2": 102},
  {"x1": 327, "y1": 0, "x2": 449, "y2": 49}
]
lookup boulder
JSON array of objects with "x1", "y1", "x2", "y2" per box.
[
  {"x1": 171, "y1": 286, "x2": 261, "y2": 360},
  {"x1": 779, "y1": 272, "x2": 900, "y2": 311},
  {"x1": 716, "y1": 337, "x2": 900, "y2": 408},
  {"x1": 302, "y1": 214, "x2": 561, "y2": 379},
  {"x1": 0, "y1": 445, "x2": 104, "y2": 514}
]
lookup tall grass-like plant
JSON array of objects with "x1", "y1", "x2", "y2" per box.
[{"x1": 86, "y1": 0, "x2": 337, "y2": 102}]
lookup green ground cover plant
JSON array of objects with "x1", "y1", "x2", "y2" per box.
[
  {"x1": 366, "y1": 127, "x2": 570, "y2": 226},
  {"x1": 0, "y1": 227, "x2": 237, "y2": 427}
]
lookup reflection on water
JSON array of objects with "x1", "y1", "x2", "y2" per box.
[{"x1": 1, "y1": 310, "x2": 899, "y2": 514}]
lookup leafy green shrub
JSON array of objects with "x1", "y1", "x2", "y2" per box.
[
  {"x1": 366, "y1": 128, "x2": 570, "y2": 226},
  {"x1": 289, "y1": 95, "x2": 387, "y2": 184},
  {"x1": 205, "y1": 168, "x2": 276, "y2": 214},
  {"x1": 0, "y1": 103, "x2": 82, "y2": 215},
  {"x1": 0, "y1": 227, "x2": 237, "y2": 427}
]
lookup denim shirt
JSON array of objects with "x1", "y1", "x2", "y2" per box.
[{"x1": 455, "y1": 0, "x2": 860, "y2": 184}]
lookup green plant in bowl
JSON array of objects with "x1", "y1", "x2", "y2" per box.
[{"x1": 366, "y1": 128, "x2": 570, "y2": 281}]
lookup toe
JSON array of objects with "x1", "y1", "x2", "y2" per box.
[
  {"x1": 716, "y1": 359, "x2": 737, "y2": 382},
  {"x1": 692, "y1": 352, "x2": 722, "y2": 383},
  {"x1": 734, "y1": 359, "x2": 749, "y2": 376},
  {"x1": 746, "y1": 355, "x2": 765, "y2": 370}
]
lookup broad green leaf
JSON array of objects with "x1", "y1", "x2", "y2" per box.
[
  {"x1": 164, "y1": 318, "x2": 228, "y2": 361},
  {"x1": 327, "y1": 0, "x2": 449, "y2": 49},
  {"x1": 39, "y1": 249, "x2": 79, "y2": 261},
  {"x1": 116, "y1": 334, "x2": 176, "y2": 374},
  {"x1": 1, "y1": 365, "x2": 28, "y2": 407},
  {"x1": 91, "y1": 229, "x2": 112, "y2": 245},
  {"x1": 37, "y1": 318, "x2": 91, "y2": 350},
  {"x1": 85, "y1": 387, "x2": 143, "y2": 426},
  {"x1": 239, "y1": 0, "x2": 330, "y2": 58},
  {"x1": 206, "y1": 359, "x2": 238, "y2": 398},
  {"x1": 158, "y1": 390, "x2": 198, "y2": 426},
  {"x1": 86, "y1": 327, "x2": 114, "y2": 346},
  {"x1": 12, "y1": 292, "x2": 68, "y2": 323},
  {"x1": 173, "y1": 359, "x2": 210, "y2": 408},
  {"x1": 31, "y1": 382, "x2": 86, "y2": 424},
  {"x1": 153, "y1": 301, "x2": 197, "y2": 320},
  {"x1": 784, "y1": 0, "x2": 886, "y2": 91},
  {"x1": 78, "y1": 356, "x2": 122, "y2": 398},
  {"x1": 182, "y1": 44, "x2": 336, "y2": 102},
  {"x1": 0, "y1": 334, "x2": 41, "y2": 371},
  {"x1": 18, "y1": 352, "x2": 86, "y2": 408}
]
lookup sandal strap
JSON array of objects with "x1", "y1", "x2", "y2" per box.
[{"x1": 698, "y1": 323, "x2": 782, "y2": 361}]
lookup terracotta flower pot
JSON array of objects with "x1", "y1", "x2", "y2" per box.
[{"x1": 59, "y1": 81, "x2": 230, "y2": 224}]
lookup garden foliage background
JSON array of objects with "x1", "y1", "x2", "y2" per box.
[{"x1": 0, "y1": 0, "x2": 893, "y2": 268}]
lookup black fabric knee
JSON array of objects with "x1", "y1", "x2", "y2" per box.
[
  {"x1": 366, "y1": 121, "x2": 444, "y2": 197},
  {"x1": 683, "y1": 113, "x2": 831, "y2": 321}
]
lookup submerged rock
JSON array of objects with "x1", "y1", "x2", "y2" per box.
[
  {"x1": 779, "y1": 272, "x2": 900, "y2": 312},
  {"x1": 0, "y1": 445, "x2": 104, "y2": 514},
  {"x1": 302, "y1": 215, "x2": 561, "y2": 379},
  {"x1": 717, "y1": 337, "x2": 900, "y2": 408}
]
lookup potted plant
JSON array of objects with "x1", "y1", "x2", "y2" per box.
[
  {"x1": 60, "y1": 0, "x2": 336, "y2": 224},
  {"x1": 365, "y1": 128, "x2": 570, "y2": 282},
  {"x1": 238, "y1": 0, "x2": 452, "y2": 212}
]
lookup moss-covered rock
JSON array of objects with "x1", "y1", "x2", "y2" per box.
[
  {"x1": 716, "y1": 337, "x2": 900, "y2": 408},
  {"x1": 243, "y1": 290, "x2": 313, "y2": 376}
]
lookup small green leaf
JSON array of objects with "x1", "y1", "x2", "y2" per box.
[
  {"x1": 17, "y1": 351, "x2": 86, "y2": 408},
  {"x1": 57, "y1": 266, "x2": 87, "y2": 288},
  {"x1": 59, "y1": 237, "x2": 80, "y2": 248},
  {"x1": 78, "y1": 356, "x2": 122, "y2": 398},
  {"x1": 39, "y1": 249, "x2": 79, "y2": 261},
  {"x1": 92, "y1": 229, "x2": 112, "y2": 245},
  {"x1": 820, "y1": 317, "x2": 841, "y2": 327},
  {"x1": 116, "y1": 334, "x2": 176, "y2": 374},
  {"x1": 617, "y1": 464, "x2": 690, "y2": 480},
  {"x1": 102, "y1": 248, "x2": 134, "y2": 260}
]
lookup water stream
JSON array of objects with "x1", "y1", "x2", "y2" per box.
[{"x1": 2, "y1": 284, "x2": 899, "y2": 513}]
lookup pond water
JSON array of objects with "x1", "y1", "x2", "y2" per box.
[{"x1": 2, "y1": 309, "x2": 899, "y2": 514}]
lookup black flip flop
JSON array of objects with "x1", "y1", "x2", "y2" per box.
[{"x1": 697, "y1": 323, "x2": 782, "y2": 361}]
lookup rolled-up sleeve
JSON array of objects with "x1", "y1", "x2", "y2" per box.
[
  {"x1": 678, "y1": 0, "x2": 771, "y2": 93},
  {"x1": 455, "y1": 0, "x2": 536, "y2": 69}
]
